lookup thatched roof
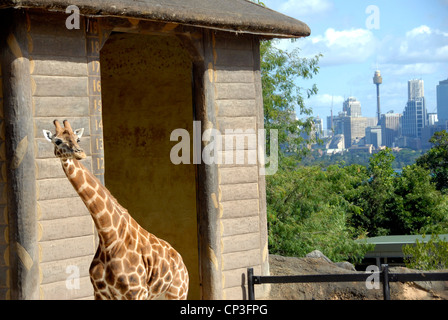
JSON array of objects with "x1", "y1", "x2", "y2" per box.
[{"x1": 0, "y1": 0, "x2": 310, "y2": 38}]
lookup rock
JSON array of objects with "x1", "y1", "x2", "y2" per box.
[
  {"x1": 335, "y1": 261, "x2": 357, "y2": 271},
  {"x1": 267, "y1": 254, "x2": 447, "y2": 300},
  {"x1": 306, "y1": 250, "x2": 332, "y2": 263}
]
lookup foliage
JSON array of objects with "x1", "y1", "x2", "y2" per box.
[
  {"x1": 347, "y1": 150, "x2": 396, "y2": 236},
  {"x1": 266, "y1": 159, "x2": 372, "y2": 263},
  {"x1": 300, "y1": 148, "x2": 423, "y2": 170},
  {"x1": 266, "y1": 147, "x2": 448, "y2": 263},
  {"x1": 260, "y1": 40, "x2": 322, "y2": 156},
  {"x1": 416, "y1": 130, "x2": 448, "y2": 193},
  {"x1": 403, "y1": 234, "x2": 448, "y2": 270},
  {"x1": 393, "y1": 148, "x2": 424, "y2": 170},
  {"x1": 348, "y1": 149, "x2": 448, "y2": 237},
  {"x1": 391, "y1": 164, "x2": 448, "y2": 235}
]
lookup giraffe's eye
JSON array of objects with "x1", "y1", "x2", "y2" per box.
[
  {"x1": 77, "y1": 138, "x2": 81, "y2": 143},
  {"x1": 55, "y1": 139, "x2": 62, "y2": 146}
]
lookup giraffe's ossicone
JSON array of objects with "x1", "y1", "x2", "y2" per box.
[{"x1": 43, "y1": 120, "x2": 189, "y2": 300}]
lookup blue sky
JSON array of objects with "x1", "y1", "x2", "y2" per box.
[{"x1": 263, "y1": 0, "x2": 448, "y2": 127}]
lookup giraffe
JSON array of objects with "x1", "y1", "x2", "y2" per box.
[{"x1": 43, "y1": 120, "x2": 189, "y2": 300}]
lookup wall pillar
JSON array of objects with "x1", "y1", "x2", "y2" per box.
[{"x1": 0, "y1": 9, "x2": 39, "y2": 300}]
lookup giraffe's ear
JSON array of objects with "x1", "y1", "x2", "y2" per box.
[
  {"x1": 74, "y1": 128, "x2": 84, "y2": 139},
  {"x1": 43, "y1": 130, "x2": 53, "y2": 143}
]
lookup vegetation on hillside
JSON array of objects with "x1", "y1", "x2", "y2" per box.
[
  {"x1": 260, "y1": 40, "x2": 448, "y2": 264},
  {"x1": 403, "y1": 234, "x2": 448, "y2": 270}
]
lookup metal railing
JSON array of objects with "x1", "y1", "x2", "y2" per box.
[{"x1": 247, "y1": 264, "x2": 448, "y2": 300}]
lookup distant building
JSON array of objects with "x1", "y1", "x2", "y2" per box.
[
  {"x1": 343, "y1": 97, "x2": 362, "y2": 117},
  {"x1": 327, "y1": 111, "x2": 347, "y2": 136},
  {"x1": 326, "y1": 134, "x2": 345, "y2": 153},
  {"x1": 421, "y1": 125, "x2": 441, "y2": 150},
  {"x1": 380, "y1": 112, "x2": 401, "y2": 147},
  {"x1": 427, "y1": 113, "x2": 438, "y2": 126},
  {"x1": 402, "y1": 79, "x2": 427, "y2": 140},
  {"x1": 365, "y1": 125, "x2": 382, "y2": 148},
  {"x1": 311, "y1": 116, "x2": 324, "y2": 141},
  {"x1": 348, "y1": 144, "x2": 373, "y2": 154},
  {"x1": 408, "y1": 79, "x2": 424, "y2": 100},
  {"x1": 402, "y1": 98, "x2": 427, "y2": 138},
  {"x1": 437, "y1": 78, "x2": 448, "y2": 123},
  {"x1": 344, "y1": 116, "x2": 367, "y2": 148}
]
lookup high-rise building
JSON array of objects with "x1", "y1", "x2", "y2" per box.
[
  {"x1": 402, "y1": 79, "x2": 427, "y2": 139},
  {"x1": 437, "y1": 78, "x2": 448, "y2": 123},
  {"x1": 380, "y1": 112, "x2": 401, "y2": 147},
  {"x1": 327, "y1": 111, "x2": 346, "y2": 136},
  {"x1": 402, "y1": 98, "x2": 427, "y2": 138},
  {"x1": 408, "y1": 79, "x2": 424, "y2": 100},
  {"x1": 343, "y1": 97, "x2": 361, "y2": 117},
  {"x1": 428, "y1": 113, "x2": 438, "y2": 126},
  {"x1": 311, "y1": 116, "x2": 324, "y2": 140},
  {"x1": 343, "y1": 117, "x2": 368, "y2": 148},
  {"x1": 365, "y1": 126, "x2": 382, "y2": 148}
]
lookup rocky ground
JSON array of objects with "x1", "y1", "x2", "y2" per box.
[{"x1": 267, "y1": 252, "x2": 448, "y2": 300}]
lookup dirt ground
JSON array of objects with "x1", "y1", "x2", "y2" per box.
[{"x1": 267, "y1": 254, "x2": 448, "y2": 300}]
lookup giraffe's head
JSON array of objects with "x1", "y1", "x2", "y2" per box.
[{"x1": 43, "y1": 120, "x2": 87, "y2": 160}]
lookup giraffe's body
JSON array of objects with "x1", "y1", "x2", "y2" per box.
[{"x1": 43, "y1": 120, "x2": 189, "y2": 300}]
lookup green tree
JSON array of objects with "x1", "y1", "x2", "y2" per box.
[
  {"x1": 266, "y1": 162, "x2": 371, "y2": 263},
  {"x1": 391, "y1": 164, "x2": 448, "y2": 235},
  {"x1": 403, "y1": 234, "x2": 448, "y2": 270},
  {"x1": 348, "y1": 149, "x2": 448, "y2": 236},
  {"x1": 416, "y1": 130, "x2": 448, "y2": 193},
  {"x1": 348, "y1": 149, "x2": 397, "y2": 236},
  {"x1": 260, "y1": 40, "x2": 322, "y2": 156}
]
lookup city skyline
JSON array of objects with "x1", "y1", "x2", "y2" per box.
[{"x1": 264, "y1": 0, "x2": 448, "y2": 128}]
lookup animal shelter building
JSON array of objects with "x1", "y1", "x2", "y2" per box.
[{"x1": 0, "y1": 0, "x2": 310, "y2": 299}]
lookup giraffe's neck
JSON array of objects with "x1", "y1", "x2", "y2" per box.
[{"x1": 61, "y1": 158, "x2": 128, "y2": 249}]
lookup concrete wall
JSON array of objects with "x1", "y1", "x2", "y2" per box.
[
  {"x1": 100, "y1": 33, "x2": 200, "y2": 299},
  {"x1": 0, "y1": 11, "x2": 97, "y2": 299},
  {"x1": 209, "y1": 32, "x2": 269, "y2": 299},
  {"x1": 30, "y1": 13, "x2": 97, "y2": 299}
]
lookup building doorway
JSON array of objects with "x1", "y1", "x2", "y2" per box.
[{"x1": 100, "y1": 32, "x2": 200, "y2": 299}]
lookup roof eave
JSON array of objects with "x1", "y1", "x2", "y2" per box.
[{"x1": 0, "y1": 0, "x2": 311, "y2": 38}]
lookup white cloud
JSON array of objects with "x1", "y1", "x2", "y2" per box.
[
  {"x1": 300, "y1": 28, "x2": 377, "y2": 66},
  {"x1": 307, "y1": 93, "x2": 344, "y2": 107},
  {"x1": 382, "y1": 63, "x2": 440, "y2": 76},
  {"x1": 379, "y1": 25, "x2": 448, "y2": 64},
  {"x1": 405, "y1": 25, "x2": 432, "y2": 37}
]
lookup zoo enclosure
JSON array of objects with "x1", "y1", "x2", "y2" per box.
[{"x1": 247, "y1": 265, "x2": 448, "y2": 300}]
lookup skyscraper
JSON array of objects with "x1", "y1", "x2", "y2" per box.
[
  {"x1": 437, "y1": 78, "x2": 448, "y2": 123},
  {"x1": 343, "y1": 97, "x2": 361, "y2": 117},
  {"x1": 402, "y1": 79, "x2": 427, "y2": 139},
  {"x1": 343, "y1": 117, "x2": 367, "y2": 148},
  {"x1": 408, "y1": 79, "x2": 424, "y2": 100},
  {"x1": 380, "y1": 112, "x2": 401, "y2": 147}
]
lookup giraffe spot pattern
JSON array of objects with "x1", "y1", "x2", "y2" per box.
[{"x1": 48, "y1": 120, "x2": 189, "y2": 300}]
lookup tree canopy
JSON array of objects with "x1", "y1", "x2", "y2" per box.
[{"x1": 259, "y1": 34, "x2": 448, "y2": 264}]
